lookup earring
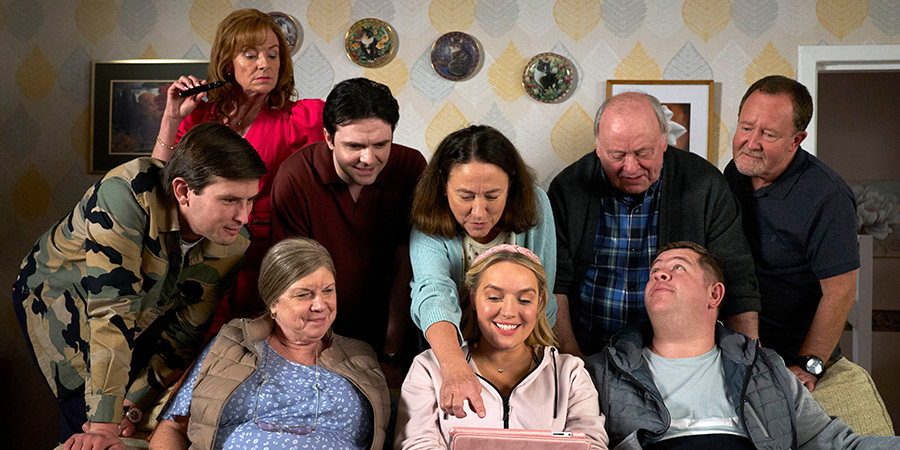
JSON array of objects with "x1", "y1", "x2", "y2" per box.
[{"x1": 270, "y1": 311, "x2": 277, "y2": 319}]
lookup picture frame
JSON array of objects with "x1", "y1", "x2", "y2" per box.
[
  {"x1": 90, "y1": 59, "x2": 209, "y2": 173},
  {"x1": 606, "y1": 80, "x2": 714, "y2": 161}
]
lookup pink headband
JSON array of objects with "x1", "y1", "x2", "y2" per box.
[{"x1": 472, "y1": 244, "x2": 542, "y2": 266}]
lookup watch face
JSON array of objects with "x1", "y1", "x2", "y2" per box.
[
  {"x1": 125, "y1": 407, "x2": 142, "y2": 423},
  {"x1": 804, "y1": 356, "x2": 824, "y2": 376}
]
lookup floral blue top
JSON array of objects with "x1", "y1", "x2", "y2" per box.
[{"x1": 160, "y1": 338, "x2": 373, "y2": 449}]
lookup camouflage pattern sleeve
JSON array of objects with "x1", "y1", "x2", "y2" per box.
[
  {"x1": 81, "y1": 177, "x2": 151, "y2": 423},
  {"x1": 124, "y1": 252, "x2": 245, "y2": 410}
]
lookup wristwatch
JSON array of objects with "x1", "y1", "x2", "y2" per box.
[
  {"x1": 378, "y1": 352, "x2": 404, "y2": 369},
  {"x1": 123, "y1": 405, "x2": 143, "y2": 424},
  {"x1": 800, "y1": 355, "x2": 825, "y2": 378}
]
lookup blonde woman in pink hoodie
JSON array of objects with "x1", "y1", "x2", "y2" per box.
[{"x1": 396, "y1": 245, "x2": 609, "y2": 449}]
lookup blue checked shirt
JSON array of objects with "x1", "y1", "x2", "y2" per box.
[{"x1": 576, "y1": 169, "x2": 661, "y2": 353}]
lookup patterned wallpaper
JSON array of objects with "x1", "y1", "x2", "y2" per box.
[
  {"x1": 2, "y1": 0, "x2": 899, "y2": 324},
  {"x1": 2, "y1": 2, "x2": 900, "y2": 443}
]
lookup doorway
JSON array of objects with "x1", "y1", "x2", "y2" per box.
[{"x1": 800, "y1": 44, "x2": 900, "y2": 431}]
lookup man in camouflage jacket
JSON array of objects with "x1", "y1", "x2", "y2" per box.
[{"x1": 13, "y1": 122, "x2": 266, "y2": 446}]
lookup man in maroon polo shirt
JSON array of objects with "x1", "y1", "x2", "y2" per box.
[{"x1": 270, "y1": 78, "x2": 426, "y2": 386}]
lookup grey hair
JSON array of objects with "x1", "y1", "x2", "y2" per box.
[
  {"x1": 258, "y1": 237, "x2": 335, "y2": 310},
  {"x1": 593, "y1": 91, "x2": 668, "y2": 138}
]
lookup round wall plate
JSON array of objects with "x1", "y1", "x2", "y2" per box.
[
  {"x1": 345, "y1": 18, "x2": 396, "y2": 68},
  {"x1": 522, "y1": 52, "x2": 577, "y2": 103},
  {"x1": 430, "y1": 32, "x2": 481, "y2": 81},
  {"x1": 268, "y1": 12, "x2": 302, "y2": 56}
]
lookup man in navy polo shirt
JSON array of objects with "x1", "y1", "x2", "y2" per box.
[{"x1": 724, "y1": 75, "x2": 859, "y2": 391}]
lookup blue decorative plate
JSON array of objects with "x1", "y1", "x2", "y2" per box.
[
  {"x1": 431, "y1": 32, "x2": 481, "y2": 81},
  {"x1": 268, "y1": 12, "x2": 302, "y2": 56}
]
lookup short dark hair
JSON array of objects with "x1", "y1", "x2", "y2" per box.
[
  {"x1": 323, "y1": 78, "x2": 400, "y2": 138},
  {"x1": 411, "y1": 125, "x2": 538, "y2": 238},
  {"x1": 739, "y1": 75, "x2": 813, "y2": 133},
  {"x1": 655, "y1": 241, "x2": 725, "y2": 286},
  {"x1": 161, "y1": 122, "x2": 267, "y2": 198}
]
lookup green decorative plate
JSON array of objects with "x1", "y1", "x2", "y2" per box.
[{"x1": 522, "y1": 52, "x2": 577, "y2": 103}]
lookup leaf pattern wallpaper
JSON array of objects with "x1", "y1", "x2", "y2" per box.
[{"x1": 1, "y1": 2, "x2": 899, "y2": 445}]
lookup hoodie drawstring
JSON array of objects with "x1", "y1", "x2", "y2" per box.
[{"x1": 552, "y1": 347, "x2": 559, "y2": 419}]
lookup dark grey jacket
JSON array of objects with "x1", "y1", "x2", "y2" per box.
[
  {"x1": 585, "y1": 322, "x2": 898, "y2": 449},
  {"x1": 548, "y1": 148, "x2": 760, "y2": 320}
]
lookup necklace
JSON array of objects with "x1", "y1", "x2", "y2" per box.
[
  {"x1": 472, "y1": 342, "x2": 533, "y2": 374},
  {"x1": 480, "y1": 356, "x2": 507, "y2": 373},
  {"x1": 233, "y1": 105, "x2": 261, "y2": 129}
]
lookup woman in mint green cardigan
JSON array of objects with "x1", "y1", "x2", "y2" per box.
[{"x1": 408, "y1": 125, "x2": 557, "y2": 421}]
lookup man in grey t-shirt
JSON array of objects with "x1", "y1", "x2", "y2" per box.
[{"x1": 585, "y1": 241, "x2": 896, "y2": 449}]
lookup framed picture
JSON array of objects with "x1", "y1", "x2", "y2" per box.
[
  {"x1": 606, "y1": 80, "x2": 714, "y2": 161},
  {"x1": 90, "y1": 59, "x2": 209, "y2": 173}
]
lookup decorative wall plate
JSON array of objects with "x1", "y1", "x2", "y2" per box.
[
  {"x1": 345, "y1": 18, "x2": 396, "y2": 68},
  {"x1": 522, "y1": 52, "x2": 577, "y2": 103},
  {"x1": 268, "y1": 12, "x2": 302, "y2": 56},
  {"x1": 430, "y1": 32, "x2": 481, "y2": 81}
]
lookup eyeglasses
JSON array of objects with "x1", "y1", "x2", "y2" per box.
[{"x1": 253, "y1": 366, "x2": 320, "y2": 435}]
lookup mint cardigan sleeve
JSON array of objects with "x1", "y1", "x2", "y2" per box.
[{"x1": 409, "y1": 227, "x2": 464, "y2": 339}]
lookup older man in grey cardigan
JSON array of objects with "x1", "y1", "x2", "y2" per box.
[{"x1": 549, "y1": 92, "x2": 759, "y2": 356}]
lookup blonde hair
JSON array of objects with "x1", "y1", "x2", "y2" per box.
[
  {"x1": 207, "y1": 9, "x2": 295, "y2": 116},
  {"x1": 259, "y1": 238, "x2": 335, "y2": 311},
  {"x1": 462, "y1": 250, "x2": 556, "y2": 347}
]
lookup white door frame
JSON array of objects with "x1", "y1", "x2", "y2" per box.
[{"x1": 797, "y1": 44, "x2": 900, "y2": 156}]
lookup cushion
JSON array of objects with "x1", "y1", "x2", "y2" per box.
[{"x1": 811, "y1": 357, "x2": 894, "y2": 436}]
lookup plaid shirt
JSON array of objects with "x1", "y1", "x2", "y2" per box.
[{"x1": 576, "y1": 169, "x2": 661, "y2": 353}]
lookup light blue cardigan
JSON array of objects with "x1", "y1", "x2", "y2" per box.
[{"x1": 409, "y1": 185, "x2": 558, "y2": 340}]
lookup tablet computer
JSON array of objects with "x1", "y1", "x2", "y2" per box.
[{"x1": 448, "y1": 427, "x2": 591, "y2": 450}]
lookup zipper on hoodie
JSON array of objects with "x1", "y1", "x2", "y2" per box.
[
  {"x1": 474, "y1": 349, "x2": 543, "y2": 428},
  {"x1": 502, "y1": 396, "x2": 511, "y2": 428}
]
